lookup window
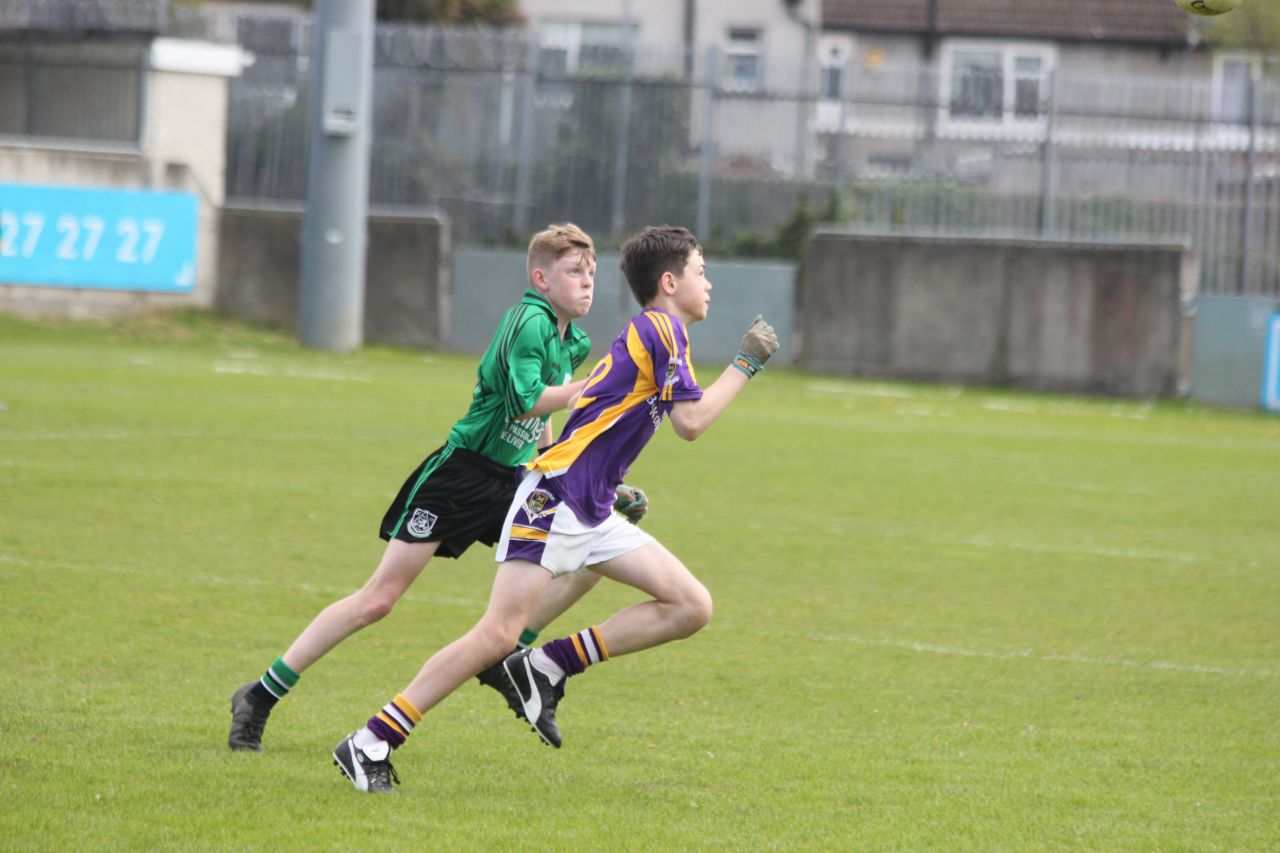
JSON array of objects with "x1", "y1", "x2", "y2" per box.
[
  {"x1": 819, "y1": 39, "x2": 851, "y2": 101},
  {"x1": 941, "y1": 41, "x2": 1055, "y2": 130},
  {"x1": 578, "y1": 22, "x2": 631, "y2": 74},
  {"x1": 537, "y1": 22, "x2": 574, "y2": 77},
  {"x1": 950, "y1": 50, "x2": 1003, "y2": 119},
  {"x1": 537, "y1": 20, "x2": 635, "y2": 77},
  {"x1": 724, "y1": 28, "x2": 762, "y2": 92},
  {"x1": 1215, "y1": 53, "x2": 1259, "y2": 125}
]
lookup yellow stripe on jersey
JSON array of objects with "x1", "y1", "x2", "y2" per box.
[
  {"x1": 510, "y1": 525, "x2": 549, "y2": 541},
  {"x1": 645, "y1": 310, "x2": 677, "y2": 358},
  {"x1": 574, "y1": 352, "x2": 612, "y2": 410},
  {"x1": 531, "y1": 323, "x2": 657, "y2": 474},
  {"x1": 626, "y1": 322, "x2": 657, "y2": 387},
  {"x1": 678, "y1": 323, "x2": 698, "y2": 386},
  {"x1": 531, "y1": 386, "x2": 653, "y2": 473}
]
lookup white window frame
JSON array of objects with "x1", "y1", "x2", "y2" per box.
[
  {"x1": 938, "y1": 39, "x2": 1056, "y2": 137},
  {"x1": 723, "y1": 27, "x2": 763, "y2": 92}
]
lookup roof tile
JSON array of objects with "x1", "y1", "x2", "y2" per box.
[{"x1": 823, "y1": 0, "x2": 1191, "y2": 45}]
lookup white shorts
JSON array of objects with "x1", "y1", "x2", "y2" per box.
[{"x1": 495, "y1": 471, "x2": 654, "y2": 577}]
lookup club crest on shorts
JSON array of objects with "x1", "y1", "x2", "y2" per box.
[
  {"x1": 406, "y1": 508, "x2": 438, "y2": 538},
  {"x1": 523, "y1": 489, "x2": 555, "y2": 519}
]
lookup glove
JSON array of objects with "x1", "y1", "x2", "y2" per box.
[
  {"x1": 613, "y1": 484, "x2": 648, "y2": 525},
  {"x1": 731, "y1": 315, "x2": 780, "y2": 378}
]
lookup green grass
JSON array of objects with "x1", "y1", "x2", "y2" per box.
[{"x1": 1, "y1": 310, "x2": 1277, "y2": 851}]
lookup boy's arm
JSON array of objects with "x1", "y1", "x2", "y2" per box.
[
  {"x1": 535, "y1": 419, "x2": 554, "y2": 452},
  {"x1": 669, "y1": 315, "x2": 779, "y2": 441},
  {"x1": 668, "y1": 367, "x2": 749, "y2": 440},
  {"x1": 520, "y1": 378, "x2": 588, "y2": 418}
]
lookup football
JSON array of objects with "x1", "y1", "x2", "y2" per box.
[{"x1": 1174, "y1": 0, "x2": 1244, "y2": 15}]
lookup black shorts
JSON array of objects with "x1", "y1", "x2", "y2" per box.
[{"x1": 379, "y1": 445, "x2": 522, "y2": 559}]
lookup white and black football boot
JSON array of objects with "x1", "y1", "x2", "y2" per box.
[
  {"x1": 502, "y1": 648, "x2": 565, "y2": 749},
  {"x1": 333, "y1": 733, "x2": 400, "y2": 793}
]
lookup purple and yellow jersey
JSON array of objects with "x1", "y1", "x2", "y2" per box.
[{"x1": 529, "y1": 308, "x2": 703, "y2": 524}]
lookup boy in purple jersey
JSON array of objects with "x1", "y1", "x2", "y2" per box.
[{"x1": 332, "y1": 226, "x2": 779, "y2": 792}]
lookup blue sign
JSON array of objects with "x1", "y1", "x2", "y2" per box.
[
  {"x1": 0, "y1": 183, "x2": 198, "y2": 292},
  {"x1": 1264, "y1": 313, "x2": 1280, "y2": 413}
]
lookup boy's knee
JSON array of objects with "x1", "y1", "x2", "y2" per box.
[
  {"x1": 353, "y1": 591, "x2": 397, "y2": 625},
  {"x1": 676, "y1": 583, "x2": 713, "y2": 637},
  {"x1": 474, "y1": 619, "x2": 521, "y2": 658}
]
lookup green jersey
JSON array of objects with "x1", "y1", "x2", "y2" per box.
[{"x1": 447, "y1": 290, "x2": 591, "y2": 467}]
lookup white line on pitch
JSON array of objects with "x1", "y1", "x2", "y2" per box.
[{"x1": 810, "y1": 633, "x2": 1272, "y2": 678}]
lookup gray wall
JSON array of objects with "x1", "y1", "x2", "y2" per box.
[
  {"x1": 450, "y1": 248, "x2": 796, "y2": 367},
  {"x1": 798, "y1": 231, "x2": 1193, "y2": 398},
  {"x1": 1190, "y1": 295, "x2": 1275, "y2": 409},
  {"x1": 216, "y1": 206, "x2": 448, "y2": 348}
]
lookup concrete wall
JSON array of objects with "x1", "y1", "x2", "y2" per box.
[
  {"x1": 450, "y1": 247, "x2": 795, "y2": 366},
  {"x1": 798, "y1": 231, "x2": 1193, "y2": 398},
  {"x1": 216, "y1": 205, "x2": 449, "y2": 349}
]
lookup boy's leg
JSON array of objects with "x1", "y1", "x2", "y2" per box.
[
  {"x1": 334, "y1": 559, "x2": 550, "y2": 792},
  {"x1": 475, "y1": 569, "x2": 603, "y2": 717},
  {"x1": 283, "y1": 539, "x2": 440, "y2": 672},
  {"x1": 587, "y1": 539, "x2": 712, "y2": 656},
  {"x1": 505, "y1": 540, "x2": 711, "y2": 748},
  {"x1": 401, "y1": 559, "x2": 551, "y2": 713},
  {"x1": 229, "y1": 539, "x2": 438, "y2": 751}
]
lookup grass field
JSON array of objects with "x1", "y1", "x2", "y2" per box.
[{"x1": 1, "y1": 310, "x2": 1277, "y2": 851}]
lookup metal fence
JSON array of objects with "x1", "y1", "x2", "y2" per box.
[
  {"x1": 3, "y1": 5, "x2": 1277, "y2": 297},
  {"x1": 221, "y1": 20, "x2": 1280, "y2": 297}
]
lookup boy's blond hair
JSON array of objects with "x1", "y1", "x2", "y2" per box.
[{"x1": 527, "y1": 223, "x2": 595, "y2": 279}]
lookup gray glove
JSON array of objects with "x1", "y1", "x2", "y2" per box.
[
  {"x1": 613, "y1": 485, "x2": 648, "y2": 525},
  {"x1": 731, "y1": 315, "x2": 780, "y2": 378}
]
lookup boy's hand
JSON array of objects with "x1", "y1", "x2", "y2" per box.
[
  {"x1": 613, "y1": 485, "x2": 648, "y2": 524},
  {"x1": 732, "y1": 315, "x2": 780, "y2": 378}
]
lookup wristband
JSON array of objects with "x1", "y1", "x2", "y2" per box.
[{"x1": 731, "y1": 352, "x2": 765, "y2": 378}]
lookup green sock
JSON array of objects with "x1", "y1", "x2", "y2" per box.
[
  {"x1": 251, "y1": 656, "x2": 300, "y2": 708},
  {"x1": 518, "y1": 628, "x2": 539, "y2": 648}
]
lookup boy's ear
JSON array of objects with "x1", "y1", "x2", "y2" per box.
[
  {"x1": 658, "y1": 271, "x2": 677, "y2": 295},
  {"x1": 530, "y1": 267, "x2": 548, "y2": 291}
]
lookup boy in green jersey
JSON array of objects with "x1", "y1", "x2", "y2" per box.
[{"x1": 228, "y1": 224, "x2": 647, "y2": 751}]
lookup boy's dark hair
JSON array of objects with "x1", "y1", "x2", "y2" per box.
[{"x1": 619, "y1": 226, "x2": 701, "y2": 306}]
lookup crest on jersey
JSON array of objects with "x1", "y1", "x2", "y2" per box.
[
  {"x1": 664, "y1": 356, "x2": 684, "y2": 389},
  {"x1": 524, "y1": 489, "x2": 555, "y2": 519},
  {"x1": 406, "y1": 508, "x2": 438, "y2": 538}
]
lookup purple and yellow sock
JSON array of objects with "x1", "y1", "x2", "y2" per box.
[
  {"x1": 366, "y1": 693, "x2": 423, "y2": 749},
  {"x1": 541, "y1": 626, "x2": 610, "y2": 678}
]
